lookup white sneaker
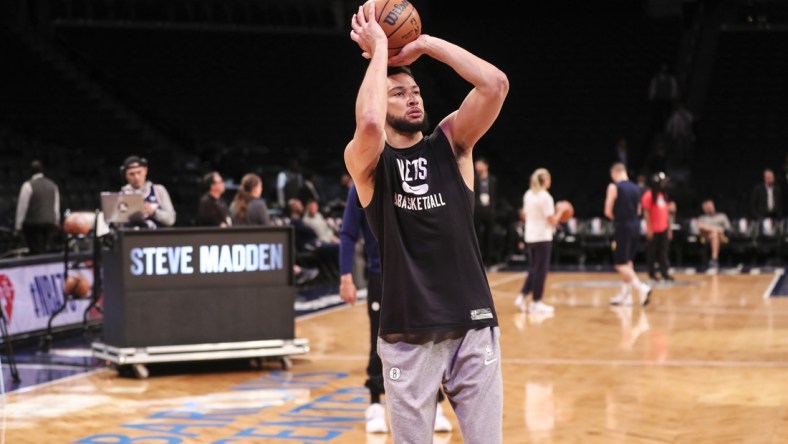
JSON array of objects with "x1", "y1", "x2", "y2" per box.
[
  {"x1": 514, "y1": 294, "x2": 526, "y2": 312},
  {"x1": 609, "y1": 292, "x2": 632, "y2": 306},
  {"x1": 528, "y1": 301, "x2": 555, "y2": 314},
  {"x1": 365, "y1": 403, "x2": 388, "y2": 433},
  {"x1": 434, "y1": 403, "x2": 453, "y2": 432},
  {"x1": 636, "y1": 282, "x2": 652, "y2": 306}
]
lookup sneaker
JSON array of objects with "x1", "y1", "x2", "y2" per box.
[
  {"x1": 636, "y1": 282, "x2": 652, "y2": 306},
  {"x1": 365, "y1": 403, "x2": 388, "y2": 434},
  {"x1": 433, "y1": 403, "x2": 453, "y2": 433},
  {"x1": 528, "y1": 301, "x2": 555, "y2": 314},
  {"x1": 708, "y1": 259, "x2": 719, "y2": 270},
  {"x1": 514, "y1": 294, "x2": 526, "y2": 312},
  {"x1": 295, "y1": 267, "x2": 319, "y2": 285},
  {"x1": 609, "y1": 292, "x2": 632, "y2": 306}
]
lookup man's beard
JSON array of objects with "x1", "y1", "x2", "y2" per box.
[{"x1": 387, "y1": 112, "x2": 430, "y2": 134}]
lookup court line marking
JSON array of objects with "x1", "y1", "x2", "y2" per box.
[
  {"x1": 487, "y1": 272, "x2": 527, "y2": 288},
  {"x1": 1, "y1": 363, "x2": 99, "y2": 371},
  {"x1": 0, "y1": 368, "x2": 109, "y2": 399},
  {"x1": 763, "y1": 268, "x2": 784, "y2": 300},
  {"x1": 293, "y1": 354, "x2": 788, "y2": 369},
  {"x1": 504, "y1": 358, "x2": 788, "y2": 368},
  {"x1": 296, "y1": 300, "x2": 356, "y2": 322}
]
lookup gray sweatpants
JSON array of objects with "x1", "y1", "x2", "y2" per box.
[{"x1": 377, "y1": 327, "x2": 503, "y2": 444}]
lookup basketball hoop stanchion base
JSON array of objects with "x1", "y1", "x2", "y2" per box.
[{"x1": 91, "y1": 338, "x2": 310, "y2": 379}]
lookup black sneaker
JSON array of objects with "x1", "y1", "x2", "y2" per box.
[{"x1": 295, "y1": 267, "x2": 319, "y2": 285}]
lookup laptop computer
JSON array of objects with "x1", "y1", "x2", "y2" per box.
[{"x1": 100, "y1": 192, "x2": 145, "y2": 224}]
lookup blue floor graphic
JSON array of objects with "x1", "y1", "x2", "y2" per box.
[{"x1": 770, "y1": 271, "x2": 788, "y2": 297}]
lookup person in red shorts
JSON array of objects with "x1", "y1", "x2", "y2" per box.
[{"x1": 641, "y1": 172, "x2": 675, "y2": 282}]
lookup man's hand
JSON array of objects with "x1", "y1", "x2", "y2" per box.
[
  {"x1": 350, "y1": 2, "x2": 388, "y2": 60},
  {"x1": 388, "y1": 34, "x2": 429, "y2": 66},
  {"x1": 339, "y1": 274, "x2": 358, "y2": 305},
  {"x1": 143, "y1": 202, "x2": 157, "y2": 217}
]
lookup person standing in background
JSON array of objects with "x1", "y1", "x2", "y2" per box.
[
  {"x1": 474, "y1": 157, "x2": 499, "y2": 268},
  {"x1": 15, "y1": 160, "x2": 60, "y2": 254},
  {"x1": 514, "y1": 168, "x2": 570, "y2": 314},
  {"x1": 641, "y1": 172, "x2": 675, "y2": 282},
  {"x1": 605, "y1": 162, "x2": 652, "y2": 306},
  {"x1": 750, "y1": 168, "x2": 783, "y2": 221},
  {"x1": 276, "y1": 159, "x2": 303, "y2": 209}
]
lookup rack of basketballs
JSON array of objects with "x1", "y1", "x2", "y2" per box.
[{"x1": 41, "y1": 209, "x2": 104, "y2": 351}]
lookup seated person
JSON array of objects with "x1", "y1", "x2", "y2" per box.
[
  {"x1": 302, "y1": 198, "x2": 339, "y2": 244},
  {"x1": 696, "y1": 199, "x2": 731, "y2": 269},
  {"x1": 196, "y1": 171, "x2": 231, "y2": 227},
  {"x1": 230, "y1": 173, "x2": 271, "y2": 226},
  {"x1": 287, "y1": 198, "x2": 339, "y2": 282},
  {"x1": 120, "y1": 156, "x2": 176, "y2": 228}
]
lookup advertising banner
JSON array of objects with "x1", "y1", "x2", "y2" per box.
[{"x1": 0, "y1": 262, "x2": 99, "y2": 337}]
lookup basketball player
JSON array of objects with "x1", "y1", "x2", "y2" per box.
[
  {"x1": 514, "y1": 168, "x2": 570, "y2": 314},
  {"x1": 346, "y1": 4, "x2": 509, "y2": 443},
  {"x1": 339, "y1": 183, "x2": 451, "y2": 434},
  {"x1": 120, "y1": 156, "x2": 176, "y2": 228},
  {"x1": 605, "y1": 162, "x2": 651, "y2": 306}
]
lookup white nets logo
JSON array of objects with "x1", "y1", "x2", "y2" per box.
[{"x1": 396, "y1": 158, "x2": 429, "y2": 196}]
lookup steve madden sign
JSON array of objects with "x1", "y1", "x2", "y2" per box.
[
  {"x1": 129, "y1": 243, "x2": 284, "y2": 276},
  {"x1": 118, "y1": 227, "x2": 293, "y2": 290}
]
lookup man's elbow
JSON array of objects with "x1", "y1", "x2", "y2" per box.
[
  {"x1": 357, "y1": 112, "x2": 384, "y2": 137},
  {"x1": 488, "y1": 70, "x2": 509, "y2": 100}
]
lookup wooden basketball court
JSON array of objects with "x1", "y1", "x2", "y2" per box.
[{"x1": 4, "y1": 271, "x2": 788, "y2": 443}]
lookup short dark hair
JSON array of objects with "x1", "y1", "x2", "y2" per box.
[
  {"x1": 203, "y1": 171, "x2": 219, "y2": 191},
  {"x1": 388, "y1": 66, "x2": 414, "y2": 79},
  {"x1": 31, "y1": 160, "x2": 44, "y2": 174}
]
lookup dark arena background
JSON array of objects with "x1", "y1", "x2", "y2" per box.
[{"x1": 2, "y1": 0, "x2": 788, "y2": 443}]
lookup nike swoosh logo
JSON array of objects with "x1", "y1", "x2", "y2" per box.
[
  {"x1": 484, "y1": 358, "x2": 498, "y2": 366},
  {"x1": 402, "y1": 181, "x2": 429, "y2": 195}
]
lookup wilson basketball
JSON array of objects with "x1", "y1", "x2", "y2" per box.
[
  {"x1": 363, "y1": 0, "x2": 422, "y2": 57},
  {"x1": 63, "y1": 211, "x2": 94, "y2": 236},
  {"x1": 557, "y1": 201, "x2": 574, "y2": 223},
  {"x1": 64, "y1": 274, "x2": 91, "y2": 298}
]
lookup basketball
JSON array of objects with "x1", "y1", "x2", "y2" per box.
[
  {"x1": 63, "y1": 211, "x2": 95, "y2": 236},
  {"x1": 363, "y1": 0, "x2": 422, "y2": 57},
  {"x1": 557, "y1": 200, "x2": 574, "y2": 223},
  {"x1": 64, "y1": 274, "x2": 91, "y2": 298}
]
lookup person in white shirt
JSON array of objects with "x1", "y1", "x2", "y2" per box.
[
  {"x1": 302, "y1": 198, "x2": 339, "y2": 244},
  {"x1": 514, "y1": 168, "x2": 570, "y2": 314}
]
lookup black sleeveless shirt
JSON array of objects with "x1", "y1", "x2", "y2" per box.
[
  {"x1": 613, "y1": 180, "x2": 641, "y2": 224},
  {"x1": 364, "y1": 127, "x2": 498, "y2": 335}
]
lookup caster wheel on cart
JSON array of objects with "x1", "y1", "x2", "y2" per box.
[
  {"x1": 280, "y1": 357, "x2": 292, "y2": 370},
  {"x1": 132, "y1": 364, "x2": 149, "y2": 379}
]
